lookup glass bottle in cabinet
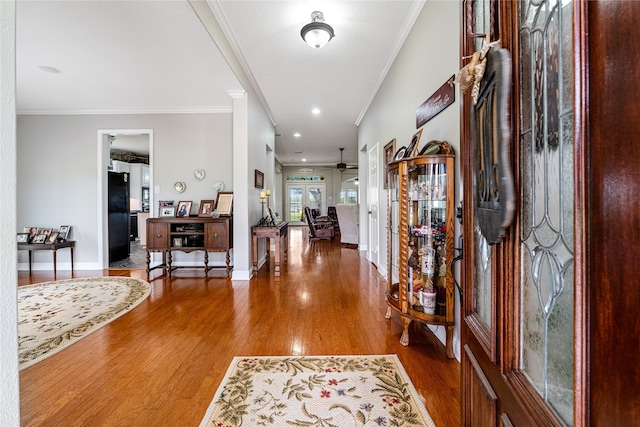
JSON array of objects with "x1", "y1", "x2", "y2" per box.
[{"x1": 386, "y1": 148, "x2": 455, "y2": 358}]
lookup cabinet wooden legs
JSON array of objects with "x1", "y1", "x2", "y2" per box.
[{"x1": 400, "y1": 316, "x2": 411, "y2": 346}]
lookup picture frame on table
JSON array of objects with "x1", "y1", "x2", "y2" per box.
[
  {"x1": 176, "y1": 201, "x2": 192, "y2": 218},
  {"x1": 383, "y1": 138, "x2": 396, "y2": 190},
  {"x1": 216, "y1": 192, "x2": 234, "y2": 216},
  {"x1": 58, "y1": 225, "x2": 71, "y2": 241},
  {"x1": 404, "y1": 128, "x2": 423, "y2": 158},
  {"x1": 17, "y1": 233, "x2": 30, "y2": 243},
  {"x1": 198, "y1": 200, "x2": 215, "y2": 217},
  {"x1": 24, "y1": 227, "x2": 38, "y2": 242},
  {"x1": 254, "y1": 169, "x2": 264, "y2": 189},
  {"x1": 160, "y1": 206, "x2": 176, "y2": 217},
  {"x1": 46, "y1": 232, "x2": 59, "y2": 244},
  {"x1": 33, "y1": 234, "x2": 47, "y2": 244}
]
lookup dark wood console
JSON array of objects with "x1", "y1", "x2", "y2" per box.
[{"x1": 146, "y1": 217, "x2": 233, "y2": 277}]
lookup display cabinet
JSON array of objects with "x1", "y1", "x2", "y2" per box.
[{"x1": 386, "y1": 147, "x2": 455, "y2": 358}]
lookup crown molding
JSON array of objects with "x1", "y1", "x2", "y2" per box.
[{"x1": 16, "y1": 107, "x2": 233, "y2": 115}]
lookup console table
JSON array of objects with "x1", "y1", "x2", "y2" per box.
[
  {"x1": 18, "y1": 240, "x2": 75, "y2": 279},
  {"x1": 252, "y1": 221, "x2": 288, "y2": 277},
  {"x1": 146, "y1": 217, "x2": 233, "y2": 277}
]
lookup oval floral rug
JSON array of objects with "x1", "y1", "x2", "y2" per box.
[{"x1": 18, "y1": 276, "x2": 151, "y2": 370}]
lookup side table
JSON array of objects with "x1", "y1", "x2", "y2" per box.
[{"x1": 18, "y1": 240, "x2": 75, "y2": 279}]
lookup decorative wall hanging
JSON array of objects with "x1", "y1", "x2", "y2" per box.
[
  {"x1": 193, "y1": 169, "x2": 206, "y2": 181},
  {"x1": 254, "y1": 170, "x2": 264, "y2": 189},
  {"x1": 173, "y1": 182, "x2": 186, "y2": 193},
  {"x1": 469, "y1": 42, "x2": 515, "y2": 243},
  {"x1": 416, "y1": 75, "x2": 455, "y2": 128}
]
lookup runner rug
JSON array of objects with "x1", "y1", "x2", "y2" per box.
[
  {"x1": 200, "y1": 354, "x2": 436, "y2": 427},
  {"x1": 18, "y1": 276, "x2": 151, "y2": 370}
]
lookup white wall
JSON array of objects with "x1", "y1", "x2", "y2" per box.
[
  {"x1": 358, "y1": 0, "x2": 462, "y2": 360},
  {"x1": 17, "y1": 113, "x2": 233, "y2": 269},
  {"x1": 0, "y1": 0, "x2": 20, "y2": 423}
]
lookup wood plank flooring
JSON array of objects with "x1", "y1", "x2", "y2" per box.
[{"x1": 19, "y1": 226, "x2": 460, "y2": 426}]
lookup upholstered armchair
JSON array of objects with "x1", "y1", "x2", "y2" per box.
[
  {"x1": 304, "y1": 206, "x2": 335, "y2": 240},
  {"x1": 335, "y1": 203, "x2": 358, "y2": 246}
]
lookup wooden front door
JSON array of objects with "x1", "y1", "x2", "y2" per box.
[
  {"x1": 460, "y1": 1, "x2": 640, "y2": 425},
  {"x1": 460, "y1": 0, "x2": 579, "y2": 425}
]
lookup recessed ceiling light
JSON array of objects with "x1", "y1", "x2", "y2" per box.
[
  {"x1": 302, "y1": 158, "x2": 307, "y2": 162},
  {"x1": 38, "y1": 65, "x2": 61, "y2": 74},
  {"x1": 312, "y1": 108, "x2": 321, "y2": 115},
  {"x1": 294, "y1": 133, "x2": 301, "y2": 138}
]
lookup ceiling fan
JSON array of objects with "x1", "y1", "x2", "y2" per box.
[{"x1": 336, "y1": 147, "x2": 358, "y2": 172}]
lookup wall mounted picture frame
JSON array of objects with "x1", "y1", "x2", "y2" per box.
[
  {"x1": 405, "y1": 128, "x2": 423, "y2": 158},
  {"x1": 176, "y1": 201, "x2": 192, "y2": 217},
  {"x1": 160, "y1": 206, "x2": 176, "y2": 217},
  {"x1": 58, "y1": 225, "x2": 71, "y2": 241},
  {"x1": 383, "y1": 138, "x2": 396, "y2": 189},
  {"x1": 17, "y1": 233, "x2": 30, "y2": 243},
  {"x1": 198, "y1": 200, "x2": 215, "y2": 217},
  {"x1": 254, "y1": 169, "x2": 264, "y2": 189},
  {"x1": 216, "y1": 192, "x2": 234, "y2": 216}
]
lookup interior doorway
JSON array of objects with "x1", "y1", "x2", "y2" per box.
[{"x1": 97, "y1": 129, "x2": 153, "y2": 269}]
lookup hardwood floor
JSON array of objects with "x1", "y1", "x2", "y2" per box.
[{"x1": 19, "y1": 226, "x2": 460, "y2": 426}]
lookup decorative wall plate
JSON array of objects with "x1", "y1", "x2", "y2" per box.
[
  {"x1": 193, "y1": 169, "x2": 206, "y2": 181},
  {"x1": 174, "y1": 181, "x2": 186, "y2": 193},
  {"x1": 213, "y1": 181, "x2": 225, "y2": 192}
]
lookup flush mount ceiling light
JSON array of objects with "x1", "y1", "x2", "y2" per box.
[{"x1": 301, "y1": 11, "x2": 335, "y2": 49}]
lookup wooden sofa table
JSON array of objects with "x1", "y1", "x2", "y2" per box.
[
  {"x1": 252, "y1": 221, "x2": 288, "y2": 277},
  {"x1": 18, "y1": 240, "x2": 75, "y2": 279}
]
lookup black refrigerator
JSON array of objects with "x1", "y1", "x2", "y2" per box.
[{"x1": 108, "y1": 171, "x2": 130, "y2": 263}]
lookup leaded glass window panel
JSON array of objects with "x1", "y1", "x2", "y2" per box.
[
  {"x1": 469, "y1": 0, "x2": 495, "y2": 332},
  {"x1": 519, "y1": 0, "x2": 574, "y2": 424}
]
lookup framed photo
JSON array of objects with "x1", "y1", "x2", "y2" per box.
[
  {"x1": 33, "y1": 234, "x2": 47, "y2": 244},
  {"x1": 46, "y1": 231, "x2": 59, "y2": 244},
  {"x1": 160, "y1": 206, "x2": 176, "y2": 217},
  {"x1": 405, "y1": 129, "x2": 423, "y2": 158},
  {"x1": 176, "y1": 201, "x2": 192, "y2": 218},
  {"x1": 17, "y1": 233, "x2": 30, "y2": 243},
  {"x1": 383, "y1": 138, "x2": 396, "y2": 190},
  {"x1": 58, "y1": 225, "x2": 71, "y2": 241},
  {"x1": 25, "y1": 227, "x2": 38, "y2": 242},
  {"x1": 216, "y1": 192, "x2": 234, "y2": 216},
  {"x1": 39, "y1": 228, "x2": 53, "y2": 240},
  {"x1": 173, "y1": 237, "x2": 183, "y2": 247},
  {"x1": 254, "y1": 169, "x2": 264, "y2": 189},
  {"x1": 158, "y1": 200, "x2": 175, "y2": 216},
  {"x1": 198, "y1": 200, "x2": 215, "y2": 217}
]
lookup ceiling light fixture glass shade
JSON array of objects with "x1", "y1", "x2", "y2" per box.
[{"x1": 301, "y1": 11, "x2": 335, "y2": 49}]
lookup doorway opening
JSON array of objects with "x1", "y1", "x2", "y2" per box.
[
  {"x1": 285, "y1": 182, "x2": 326, "y2": 225},
  {"x1": 97, "y1": 129, "x2": 153, "y2": 269}
]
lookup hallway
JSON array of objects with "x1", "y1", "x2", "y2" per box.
[{"x1": 19, "y1": 227, "x2": 460, "y2": 426}]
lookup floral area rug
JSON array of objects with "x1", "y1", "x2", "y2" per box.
[
  {"x1": 18, "y1": 276, "x2": 150, "y2": 370},
  {"x1": 200, "y1": 355, "x2": 436, "y2": 427}
]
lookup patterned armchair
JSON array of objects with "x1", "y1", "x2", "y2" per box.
[{"x1": 304, "y1": 206, "x2": 335, "y2": 240}]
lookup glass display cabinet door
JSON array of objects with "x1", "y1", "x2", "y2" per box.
[
  {"x1": 406, "y1": 162, "x2": 449, "y2": 319},
  {"x1": 386, "y1": 165, "x2": 401, "y2": 317}
]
